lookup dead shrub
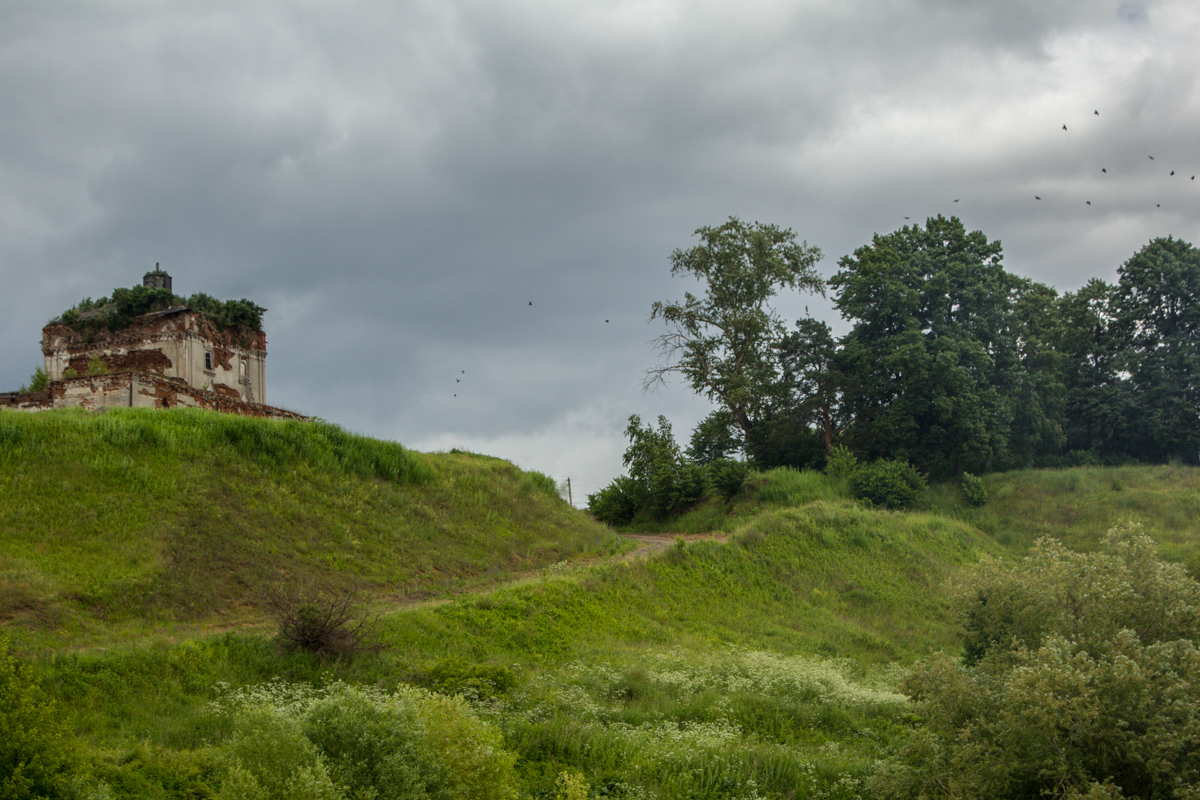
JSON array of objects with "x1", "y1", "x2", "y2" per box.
[{"x1": 263, "y1": 581, "x2": 384, "y2": 662}]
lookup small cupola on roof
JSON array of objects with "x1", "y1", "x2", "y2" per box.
[{"x1": 143, "y1": 263, "x2": 172, "y2": 292}]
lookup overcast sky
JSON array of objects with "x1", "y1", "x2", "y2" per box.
[{"x1": 2, "y1": 1, "x2": 1198, "y2": 501}]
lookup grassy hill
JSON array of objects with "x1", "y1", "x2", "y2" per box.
[
  {"x1": 3, "y1": 407, "x2": 1198, "y2": 799},
  {"x1": 0, "y1": 408, "x2": 620, "y2": 649}
]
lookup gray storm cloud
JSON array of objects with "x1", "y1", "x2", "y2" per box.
[{"x1": 2, "y1": 0, "x2": 1197, "y2": 491}]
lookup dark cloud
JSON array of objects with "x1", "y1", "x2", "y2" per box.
[{"x1": 2, "y1": 1, "x2": 1198, "y2": 492}]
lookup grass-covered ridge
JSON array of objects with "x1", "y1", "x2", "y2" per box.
[{"x1": 0, "y1": 408, "x2": 619, "y2": 649}]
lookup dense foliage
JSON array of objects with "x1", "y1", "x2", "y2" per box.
[
  {"x1": 0, "y1": 634, "x2": 82, "y2": 799},
  {"x1": 211, "y1": 682, "x2": 520, "y2": 800},
  {"x1": 847, "y1": 458, "x2": 927, "y2": 510},
  {"x1": 57, "y1": 284, "x2": 267, "y2": 334},
  {"x1": 879, "y1": 524, "x2": 1200, "y2": 799},
  {"x1": 637, "y1": 219, "x2": 1199, "y2": 495},
  {"x1": 587, "y1": 414, "x2": 742, "y2": 525}
]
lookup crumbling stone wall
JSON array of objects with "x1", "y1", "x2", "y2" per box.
[{"x1": 4, "y1": 372, "x2": 303, "y2": 421}]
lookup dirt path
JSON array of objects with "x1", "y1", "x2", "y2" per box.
[{"x1": 616, "y1": 532, "x2": 729, "y2": 560}]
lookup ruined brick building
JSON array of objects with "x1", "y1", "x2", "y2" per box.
[{"x1": 1, "y1": 269, "x2": 303, "y2": 419}]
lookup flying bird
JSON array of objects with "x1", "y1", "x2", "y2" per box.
[
  {"x1": 1149, "y1": 155, "x2": 1155, "y2": 160},
  {"x1": 1086, "y1": 201, "x2": 1091, "y2": 205},
  {"x1": 528, "y1": 301, "x2": 532, "y2": 306},
  {"x1": 1094, "y1": 110, "x2": 1099, "y2": 115},
  {"x1": 953, "y1": 199, "x2": 960, "y2": 203},
  {"x1": 1170, "y1": 171, "x2": 1175, "y2": 175},
  {"x1": 1102, "y1": 168, "x2": 1107, "y2": 173},
  {"x1": 1062, "y1": 124, "x2": 1068, "y2": 130},
  {"x1": 1035, "y1": 196, "x2": 1041, "y2": 200}
]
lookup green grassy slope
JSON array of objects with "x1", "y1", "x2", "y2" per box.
[
  {"x1": 628, "y1": 462, "x2": 1200, "y2": 570},
  {"x1": 25, "y1": 499, "x2": 993, "y2": 799},
  {"x1": 392, "y1": 501, "x2": 995, "y2": 667},
  {"x1": 926, "y1": 464, "x2": 1200, "y2": 570},
  {"x1": 0, "y1": 408, "x2": 620, "y2": 648},
  {"x1": 5, "y1": 409, "x2": 1200, "y2": 798}
]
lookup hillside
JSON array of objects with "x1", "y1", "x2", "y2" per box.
[
  {"x1": 4, "y1": 408, "x2": 1200, "y2": 799},
  {"x1": 0, "y1": 407, "x2": 620, "y2": 648}
]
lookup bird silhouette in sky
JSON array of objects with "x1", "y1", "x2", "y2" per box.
[
  {"x1": 1086, "y1": 201, "x2": 1092, "y2": 205},
  {"x1": 953, "y1": 199, "x2": 960, "y2": 203},
  {"x1": 1035, "y1": 196, "x2": 1041, "y2": 200},
  {"x1": 528, "y1": 301, "x2": 532, "y2": 306},
  {"x1": 1102, "y1": 168, "x2": 1107, "y2": 173},
  {"x1": 1094, "y1": 110, "x2": 1099, "y2": 115},
  {"x1": 1170, "y1": 171, "x2": 1175, "y2": 175},
  {"x1": 1149, "y1": 155, "x2": 1155, "y2": 160}
]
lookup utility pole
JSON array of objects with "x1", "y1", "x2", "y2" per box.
[{"x1": 567, "y1": 477, "x2": 573, "y2": 507}]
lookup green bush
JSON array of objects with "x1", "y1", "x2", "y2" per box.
[
  {"x1": 960, "y1": 472, "x2": 987, "y2": 507},
  {"x1": 879, "y1": 524, "x2": 1200, "y2": 799},
  {"x1": 849, "y1": 459, "x2": 926, "y2": 510},
  {"x1": 0, "y1": 634, "x2": 81, "y2": 800},
  {"x1": 824, "y1": 445, "x2": 858, "y2": 481},
  {"x1": 416, "y1": 658, "x2": 518, "y2": 702},
  {"x1": 303, "y1": 685, "x2": 519, "y2": 800},
  {"x1": 216, "y1": 706, "x2": 343, "y2": 800},
  {"x1": 587, "y1": 476, "x2": 647, "y2": 527},
  {"x1": 588, "y1": 415, "x2": 707, "y2": 524},
  {"x1": 213, "y1": 682, "x2": 519, "y2": 800},
  {"x1": 707, "y1": 458, "x2": 749, "y2": 501}
]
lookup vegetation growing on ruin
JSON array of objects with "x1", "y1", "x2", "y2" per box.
[{"x1": 55, "y1": 283, "x2": 267, "y2": 335}]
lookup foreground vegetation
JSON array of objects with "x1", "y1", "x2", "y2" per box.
[{"x1": 3, "y1": 409, "x2": 1200, "y2": 798}]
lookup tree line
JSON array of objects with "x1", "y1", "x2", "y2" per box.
[{"x1": 648, "y1": 215, "x2": 1199, "y2": 478}]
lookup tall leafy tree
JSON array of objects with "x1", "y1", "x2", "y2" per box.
[
  {"x1": 1055, "y1": 279, "x2": 1141, "y2": 461},
  {"x1": 647, "y1": 217, "x2": 825, "y2": 457},
  {"x1": 831, "y1": 215, "x2": 1040, "y2": 477},
  {"x1": 1006, "y1": 277, "x2": 1066, "y2": 466},
  {"x1": 1114, "y1": 236, "x2": 1200, "y2": 463},
  {"x1": 776, "y1": 317, "x2": 841, "y2": 454}
]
